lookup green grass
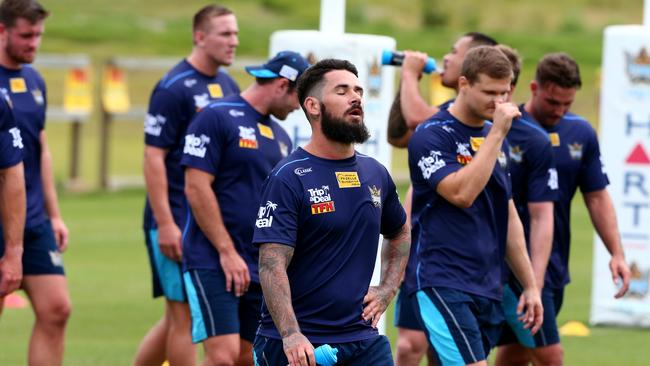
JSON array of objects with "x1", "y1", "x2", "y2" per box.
[{"x1": 1, "y1": 188, "x2": 647, "y2": 365}]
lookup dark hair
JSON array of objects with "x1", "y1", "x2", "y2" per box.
[
  {"x1": 535, "y1": 52, "x2": 582, "y2": 89},
  {"x1": 296, "y1": 59, "x2": 358, "y2": 112},
  {"x1": 0, "y1": 0, "x2": 48, "y2": 27},
  {"x1": 193, "y1": 4, "x2": 233, "y2": 32},
  {"x1": 461, "y1": 46, "x2": 513, "y2": 84},
  {"x1": 496, "y1": 45, "x2": 522, "y2": 87},
  {"x1": 256, "y1": 77, "x2": 297, "y2": 91},
  {"x1": 464, "y1": 32, "x2": 498, "y2": 48}
]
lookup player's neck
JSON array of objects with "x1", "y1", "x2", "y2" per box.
[
  {"x1": 240, "y1": 85, "x2": 270, "y2": 116},
  {"x1": 186, "y1": 50, "x2": 219, "y2": 77},
  {"x1": 0, "y1": 52, "x2": 23, "y2": 70},
  {"x1": 448, "y1": 98, "x2": 485, "y2": 128},
  {"x1": 303, "y1": 129, "x2": 355, "y2": 160}
]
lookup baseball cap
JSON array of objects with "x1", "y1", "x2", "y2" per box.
[{"x1": 245, "y1": 51, "x2": 310, "y2": 82}]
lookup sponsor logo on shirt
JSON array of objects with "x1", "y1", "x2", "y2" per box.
[
  {"x1": 368, "y1": 185, "x2": 381, "y2": 208},
  {"x1": 549, "y1": 132, "x2": 560, "y2": 147},
  {"x1": 258, "y1": 123, "x2": 274, "y2": 139},
  {"x1": 144, "y1": 113, "x2": 166, "y2": 136},
  {"x1": 229, "y1": 109, "x2": 244, "y2": 117},
  {"x1": 9, "y1": 127, "x2": 23, "y2": 149},
  {"x1": 9, "y1": 78, "x2": 26, "y2": 93},
  {"x1": 509, "y1": 145, "x2": 523, "y2": 163},
  {"x1": 308, "y1": 185, "x2": 335, "y2": 214},
  {"x1": 568, "y1": 142, "x2": 583, "y2": 161},
  {"x1": 193, "y1": 93, "x2": 210, "y2": 110},
  {"x1": 294, "y1": 167, "x2": 312, "y2": 176},
  {"x1": 184, "y1": 78, "x2": 197, "y2": 88},
  {"x1": 208, "y1": 84, "x2": 223, "y2": 98},
  {"x1": 548, "y1": 168, "x2": 559, "y2": 190},
  {"x1": 49, "y1": 250, "x2": 64, "y2": 267},
  {"x1": 442, "y1": 125, "x2": 455, "y2": 134},
  {"x1": 335, "y1": 172, "x2": 360, "y2": 188},
  {"x1": 256, "y1": 201, "x2": 277, "y2": 228},
  {"x1": 183, "y1": 133, "x2": 210, "y2": 158},
  {"x1": 470, "y1": 137, "x2": 484, "y2": 152},
  {"x1": 418, "y1": 150, "x2": 445, "y2": 179},
  {"x1": 31, "y1": 89, "x2": 44, "y2": 105},
  {"x1": 498, "y1": 151, "x2": 508, "y2": 169},
  {"x1": 456, "y1": 142, "x2": 472, "y2": 165},
  {"x1": 238, "y1": 126, "x2": 258, "y2": 149}
]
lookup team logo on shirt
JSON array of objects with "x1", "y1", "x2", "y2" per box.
[
  {"x1": 456, "y1": 142, "x2": 473, "y2": 165},
  {"x1": 549, "y1": 132, "x2": 560, "y2": 147},
  {"x1": 229, "y1": 109, "x2": 245, "y2": 117},
  {"x1": 625, "y1": 47, "x2": 650, "y2": 84},
  {"x1": 0, "y1": 88, "x2": 12, "y2": 108},
  {"x1": 498, "y1": 151, "x2": 508, "y2": 169},
  {"x1": 184, "y1": 78, "x2": 197, "y2": 88},
  {"x1": 548, "y1": 168, "x2": 559, "y2": 190},
  {"x1": 193, "y1": 93, "x2": 210, "y2": 110},
  {"x1": 9, "y1": 78, "x2": 26, "y2": 93},
  {"x1": 568, "y1": 143, "x2": 583, "y2": 161},
  {"x1": 8, "y1": 127, "x2": 23, "y2": 149},
  {"x1": 442, "y1": 125, "x2": 455, "y2": 134},
  {"x1": 31, "y1": 89, "x2": 44, "y2": 105},
  {"x1": 238, "y1": 126, "x2": 258, "y2": 149},
  {"x1": 470, "y1": 137, "x2": 484, "y2": 152},
  {"x1": 144, "y1": 113, "x2": 166, "y2": 136},
  {"x1": 49, "y1": 250, "x2": 63, "y2": 267},
  {"x1": 207, "y1": 84, "x2": 223, "y2": 98},
  {"x1": 368, "y1": 185, "x2": 381, "y2": 208},
  {"x1": 294, "y1": 167, "x2": 313, "y2": 176},
  {"x1": 509, "y1": 145, "x2": 523, "y2": 163},
  {"x1": 308, "y1": 185, "x2": 335, "y2": 214},
  {"x1": 335, "y1": 172, "x2": 361, "y2": 188},
  {"x1": 183, "y1": 133, "x2": 210, "y2": 158},
  {"x1": 418, "y1": 150, "x2": 445, "y2": 179},
  {"x1": 279, "y1": 142, "x2": 289, "y2": 157},
  {"x1": 258, "y1": 123, "x2": 275, "y2": 139},
  {"x1": 255, "y1": 201, "x2": 277, "y2": 228}
]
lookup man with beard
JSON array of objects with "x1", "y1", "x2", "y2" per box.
[
  {"x1": 0, "y1": 1, "x2": 71, "y2": 365},
  {"x1": 251, "y1": 59, "x2": 410, "y2": 366},
  {"x1": 136, "y1": 5, "x2": 240, "y2": 366},
  {"x1": 181, "y1": 51, "x2": 310, "y2": 366},
  {"x1": 407, "y1": 46, "x2": 543, "y2": 366}
]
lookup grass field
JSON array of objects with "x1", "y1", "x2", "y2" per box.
[{"x1": 1, "y1": 187, "x2": 648, "y2": 365}]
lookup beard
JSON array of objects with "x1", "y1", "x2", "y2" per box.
[
  {"x1": 5, "y1": 40, "x2": 35, "y2": 64},
  {"x1": 320, "y1": 102, "x2": 370, "y2": 145}
]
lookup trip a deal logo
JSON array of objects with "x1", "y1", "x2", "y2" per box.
[
  {"x1": 308, "y1": 185, "x2": 335, "y2": 215},
  {"x1": 625, "y1": 47, "x2": 650, "y2": 84}
]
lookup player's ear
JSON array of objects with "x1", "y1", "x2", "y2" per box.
[
  {"x1": 304, "y1": 96, "x2": 320, "y2": 117},
  {"x1": 193, "y1": 29, "x2": 205, "y2": 46},
  {"x1": 457, "y1": 76, "x2": 469, "y2": 91},
  {"x1": 530, "y1": 80, "x2": 538, "y2": 95}
]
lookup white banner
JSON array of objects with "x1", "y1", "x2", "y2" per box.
[{"x1": 591, "y1": 25, "x2": 650, "y2": 326}]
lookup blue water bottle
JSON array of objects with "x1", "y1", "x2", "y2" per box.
[
  {"x1": 314, "y1": 344, "x2": 338, "y2": 366},
  {"x1": 381, "y1": 49, "x2": 437, "y2": 74}
]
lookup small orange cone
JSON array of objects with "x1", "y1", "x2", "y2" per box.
[{"x1": 3, "y1": 293, "x2": 28, "y2": 309}]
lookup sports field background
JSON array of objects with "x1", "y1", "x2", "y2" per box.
[{"x1": 1, "y1": 0, "x2": 648, "y2": 364}]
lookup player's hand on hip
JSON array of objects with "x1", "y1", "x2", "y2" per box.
[
  {"x1": 610, "y1": 254, "x2": 631, "y2": 299},
  {"x1": 50, "y1": 217, "x2": 69, "y2": 252},
  {"x1": 492, "y1": 102, "x2": 520, "y2": 137},
  {"x1": 158, "y1": 222, "x2": 183, "y2": 262},
  {"x1": 219, "y1": 249, "x2": 250, "y2": 297},
  {"x1": 0, "y1": 248, "x2": 23, "y2": 296},
  {"x1": 362, "y1": 285, "x2": 394, "y2": 328},
  {"x1": 283, "y1": 332, "x2": 315, "y2": 366},
  {"x1": 517, "y1": 287, "x2": 544, "y2": 335}
]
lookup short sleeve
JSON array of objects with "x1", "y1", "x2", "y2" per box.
[
  {"x1": 144, "y1": 88, "x2": 185, "y2": 148},
  {"x1": 252, "y1": 174, "x2": 301, "y2": 248},
  {"x1": 578, "y1": 127, "x2": 609, "y2": 193},
  {"x1": 408, "y1": 127, "x2": 462, "y2": 190},
  {"x1": 380, "y1": 170, "x2": 407, "y2": 237},
  {"x1": 180, "y1": 108, "x2": 225, "y2": 176},
  {"x1": 527, "y1": 138, "x2": 559, "y2": 202},
  {"x1": 0, "y1": 99, "x2": 23, "y2": 169}
]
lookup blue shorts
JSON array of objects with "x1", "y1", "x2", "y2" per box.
[
  {"x1": 0, "y1": 220, "x2": 64, "y2": 276},
  {"x1": 253, "y1": 334, "x2": 393, "y2": 366},
  {"x1": 394, "y1": 288, "x2": 423, "y2": 330},
  {"x1": 144, "y1": 228, "x2": 186, "y2": 302},
  {"x1": 498, "y1": 282, "x2": 563, "y2": 348},
  {"x1": 413, "y1": 287, "x2": 504, "y2": 365},
  {"x1": 184, "y1": 268, "x2": 263, "y2": 344}
]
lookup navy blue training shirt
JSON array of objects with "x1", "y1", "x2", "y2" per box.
[
  {"x1": 252, "y1": 147, "x2": 406, "y2": 343},
  {"x1": 181, "y1": 95, "x2": 292, "y2": 283},
  {"x1": 143, "y1": 59, "x2": 240, "y2": 230},
  {"x1": 0, "y1": 65, "x2": 46, "y2": 228},
  {"x1": 406, "y1": 108, "x2": 512, "y2": 300},
  {"x1": 520, "y1": 106, "x2": 609, "y2": 289},
  {"x1": 0, "y1": 91, "x2": 22, "y2": 169}
]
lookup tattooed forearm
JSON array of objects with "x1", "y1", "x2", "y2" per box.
[
  {"x1": 381, "y1": 223, "x2": 411, "y2": 295},
  {"x1": 259, "y1": 243, "x2": 300, "y2": 338},
  {"x1": 387, "y1": 91, "x2": 412, "y2": 148}
]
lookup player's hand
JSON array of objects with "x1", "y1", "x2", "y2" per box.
[
  {"x1": 0, "y1": 247, "x2": 23, "y2": 297},
  {"x1": 362, "y1": 285, "x2": 395, "y2": 328},
  {"x1": 492, "y1": 102, "x2": 520, "y2": 137},
  {"x1": 610, "y1": 254, "x2": 631, "y2": 299},
  {"x1": 283, "y1": 332, "x2": 315, "y2": 366},
  {"x1": 402, "y1": 51, "x2": 429, "y2": 80},
  {"x1": 158, "y1": 222, "x2": 183, "y2": 262},
  {"x1": 219, "y1": 248, "x2": 250, "y2": 297},
  {"x1": 50, "y1": 217, "x2": 69, "y2": 252},
  {"x1": 517, "y1": 287, "x2": 543, "y2": 335}
]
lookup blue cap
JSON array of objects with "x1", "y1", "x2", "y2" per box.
[{"x1": 245, "y1": 51, "x2": 311, "y2": 82}]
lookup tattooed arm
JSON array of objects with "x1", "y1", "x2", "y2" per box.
[
  {"x1": 259, "y1": 243, "x2": 315, "y2": 366},
  {"x1": 363, "y1": 222, "x2": 411, "y2": 327},
  {"x1": 386, "y1": 91, "x2": 413, "y2": 148}
]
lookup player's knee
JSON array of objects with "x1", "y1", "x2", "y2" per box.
[
  {"x1": 397, "y1": 335, "x2": 427, "y2": 357},
  {"x1": 38, "y1": 297, "x2": 72, "y2": 327},
  {"x1": 532, "y1": 344, "x2": 563, "y2": 366},
  {"x1": 204, "y1": 346, "x2": 238, "y2": 366}
]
